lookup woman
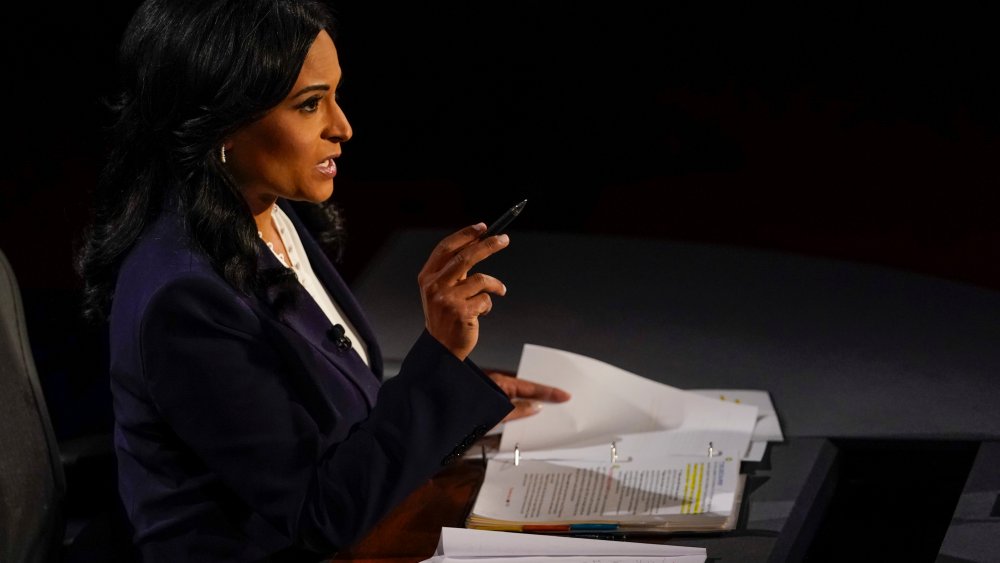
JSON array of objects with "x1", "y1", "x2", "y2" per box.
[{"x1": 76, "y1": 0, "x2": 569, "y2": 560}]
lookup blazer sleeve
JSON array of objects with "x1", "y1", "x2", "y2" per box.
[{"x1": 139, "y1": 273, "x2": 513, "y2": 554}]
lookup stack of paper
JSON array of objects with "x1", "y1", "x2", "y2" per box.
[
  {"x1": 500, "y1": 344, "x2": 761, "y2": 460},
  {"x1": 423, "y1": 527, "x2": 707, "y2": 563},
  {"x1": 466, "y1": 344, "x2": 780, "y2": 533},
  {"x1": 466, "y1": 454, "x2": 744, "y2": 532},
  {"x1": 687, "y1": 389, "x2": 784, "y2": 462}
]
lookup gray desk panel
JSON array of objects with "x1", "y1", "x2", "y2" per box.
[
  {"x1": 938, "y1": 441, "x2": 1000, "y2": 563},
  {"x1": 353, "y1": 229, "x2": 1000, "y2": 440}
]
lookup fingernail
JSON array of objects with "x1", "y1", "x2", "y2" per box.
[
  {"x1": 529, "y1": 401, "x2": 542, "y2": 412},
  {"x1": 502, "y1": 283, "x2": 507, "y2": 295},
  {"x1": 498, "y1": 234, "x2": 509, "y2": 245},
  {"x1": 474, "y1": 222, "x2": 487, "y2": 231}
]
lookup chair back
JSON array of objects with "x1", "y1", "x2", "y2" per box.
[{"x1": 0, "y1": 248, "x2": 66, "y2": 563}]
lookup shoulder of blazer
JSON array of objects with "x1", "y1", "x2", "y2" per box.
[{"x1": 111, "y1": 209, "x2": 267, "y2": 341}]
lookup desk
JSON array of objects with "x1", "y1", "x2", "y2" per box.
[
  {"x1": 939, "y1": 441, "x2": 1000, "y2": 562},
  {"x1": 348, "y1": 229, "x2": 1000, "y2": 561}
]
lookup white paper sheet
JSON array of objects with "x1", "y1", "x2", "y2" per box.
[
  {"x1": 499, "y1": 345, "x2": 759, "y2": 459},
  {"x1": 687, "y1": 389, "x2": 784, "y2": 442},
  {"x1": 422, "y1": 527, "x2": 706, "y2": 562},
  {"x1": 688, "y1": 389, "x2": 784, "y2": 462},
  {"x1": 426, "y1": 557, "x2": 707, "y2": 563},
  {"x1": 494, "y1": 428, "x2": 749, "y2": 465},
  {"x1": 744, "y1": 441, "x2": 768, "y2": 462}
]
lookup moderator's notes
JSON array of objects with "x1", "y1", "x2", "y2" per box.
[
  {"x1": 468, "y1": 456, "x2": 739, "y2": 530},
  {"x1": 423, "y1": 527, "x2": 707, "y2": 563}
]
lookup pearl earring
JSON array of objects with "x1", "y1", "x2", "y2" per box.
[{"x1": 220, "y1": 145, "x2": 227, "y2": 164}]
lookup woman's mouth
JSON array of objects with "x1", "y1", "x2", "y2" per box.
[{"x1": 316, "y1": 157, "x2": 337, "y2": 178}]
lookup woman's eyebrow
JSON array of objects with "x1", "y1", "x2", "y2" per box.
[{"x1": 290, "y1": 84, "x2": 330, "y2": 98}]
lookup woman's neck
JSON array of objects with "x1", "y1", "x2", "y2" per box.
[
  {"x1": 245, "y1": 192, "x2": 278, "y2": 234},
  {"x1": 252, "y1": 202, "x2": 277, "y2": 235},
  {"x1": 253, "y1": 201, "x2": 292, "y2": 268}
]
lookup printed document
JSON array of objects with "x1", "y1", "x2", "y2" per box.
[
  {"x1": 472, "y1": 456, "x2": 739, "y2": 524},
  {"x1": 422, "y1": 527, "x2": 707, "y2": 563}
]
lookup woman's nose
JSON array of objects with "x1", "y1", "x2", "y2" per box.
[{"x1": 326, "y1": 101, "x2": 352, "y2": 144}]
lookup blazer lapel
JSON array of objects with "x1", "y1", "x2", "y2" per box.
[
  {"x1": 256, "y1": 239, "x2": 380, "y2": 409},
  {"x1": 278, "y1": 200, "x2": 385, "y2": 379}
]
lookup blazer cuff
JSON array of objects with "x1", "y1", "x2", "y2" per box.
[
  {"x1": 413, "y1": 329, "x2": 508, "y2": 397},
  {"x1": 393, "y1": 330, "x2": 513, "y2": 462}
]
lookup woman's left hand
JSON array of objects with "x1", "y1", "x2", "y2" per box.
[{"x1": 486, "y1": 371, "x2": 571, "y2": 421}]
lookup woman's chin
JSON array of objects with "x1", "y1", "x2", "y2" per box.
[{"x1": 301, "y1": 183, "x2": 334, "y2": 203}]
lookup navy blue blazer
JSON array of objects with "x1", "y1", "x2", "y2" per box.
[{"x1": 109, "y1": 200, "x2": 512, "y2": 562}]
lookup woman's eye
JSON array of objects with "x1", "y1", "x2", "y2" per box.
[{"x1": 299, "y1": 96, "x2": 322, "y2": 113}]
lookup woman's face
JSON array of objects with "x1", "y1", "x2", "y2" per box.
[{"x1": 227, "y1": 30, "x2": 352, "y2": 209}]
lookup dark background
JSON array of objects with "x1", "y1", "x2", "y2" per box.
[{"x1": 1, "y1": 1, "x2": 998, "y2": 443}]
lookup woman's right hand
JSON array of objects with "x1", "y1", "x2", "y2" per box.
[{"x1": 418, "y1": 223, "x2": 509, "y2": 361}]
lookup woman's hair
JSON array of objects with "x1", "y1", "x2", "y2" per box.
[{"x1": 77, "y1": 0, "x2": 345, "y2": 322}]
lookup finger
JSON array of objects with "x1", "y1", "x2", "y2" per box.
[
  {"x1": 502, "y1": 399, "x2": 544, "y2": 422},
  {"x1": 421, "y1": 223, "x2": 487, "y2": 275},
  {"x1": 472, "y1": 293, "x2": 493, "y2": 317},
  {"x1": 507, "y1": 378, "x2": 572, "y2": 402},
  {"x1": 434, "y1": 234, "x2": 509, "y2": 284},
  {"x1": 486, "y1": 372, "x2": 519, "y2": 398},
  {"x1": 443, "y1": 293, "x2": 492, "y2": 324},
  {"x1": 455, "y1": 272, "x2": 506, "y2": 299}
]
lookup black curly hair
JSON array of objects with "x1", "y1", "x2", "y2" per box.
[{"x1": 77, "y1": 0, "x2": 346, "y2": 322}]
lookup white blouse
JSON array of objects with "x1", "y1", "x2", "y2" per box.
[{"x1": 259, "y1": 204, "x2": 370, "y2": 367}]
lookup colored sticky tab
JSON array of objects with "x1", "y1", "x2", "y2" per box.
[
  {"x1": 522, "y1": 525, "x2": 571, "y2": 532},
  {"x1": 570, "y1": 523, "x2": 619, "y2": 531}
]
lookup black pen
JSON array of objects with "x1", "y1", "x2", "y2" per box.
[{"x1": 480, "y1": 199, "x2": 527, "y2": 240}]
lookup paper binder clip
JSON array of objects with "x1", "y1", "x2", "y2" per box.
[{"x1": 514, "y1": 443, "x2": 520, "y2": 467}]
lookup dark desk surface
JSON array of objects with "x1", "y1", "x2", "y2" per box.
[
  {"x1": 349, "y1": 229, "x2": 1000, "y2": 561},
  {"x1": 353, "y1": 229, "x2": 1000, "y2": 440}
]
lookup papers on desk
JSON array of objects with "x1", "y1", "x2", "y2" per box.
[
  {"x1": 687, "y1": 389, "x2": 784, "y2": 462},
  {"x1": 467, "y1": 455, "x2": 745, "y2": 532},
  {"x1": 484, "y1": 388, "x2": 782, "y2": 460},
  {"x1": 423, "y1": 527, "x2": 706, "y2": 563},
  {"x1": 466, "y1": 344, "x2": 782, "y2": 533},
  {"x1": 498, "y1": 344, "x2": 762, "y2": 460}
]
